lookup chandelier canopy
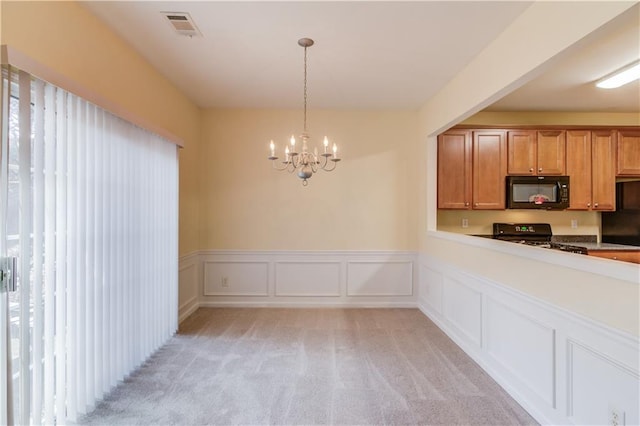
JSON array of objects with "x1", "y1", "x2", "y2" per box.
[{"x1": 267, "y1": 37, "x2": 340, "y2": 186}]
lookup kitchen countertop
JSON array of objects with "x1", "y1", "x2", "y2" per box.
[
  {"x1": 576, "y1": 242, "x2": 640, "y2": 251},
  {"x1": 473, "y1": 234, "x2": 640, "y2": 251}
]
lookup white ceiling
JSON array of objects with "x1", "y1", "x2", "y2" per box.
[
  {"x1": 82, "y1": 1, "x2": 639, "y2": 113},
  {"x1": 487, "y1": 3, "x2": 640, "y2": 113}
]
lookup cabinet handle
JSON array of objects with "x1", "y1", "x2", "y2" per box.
[
  {"x1": 594, "y1": 202, "x2": 599, "y2": 207},
  {"x1": 613, "y1": 257, "x2": 618, "y2": 260},
  {"x1": 587, "y1": 203, "x2": 591, "y2": 207},
  {"x1": 529, "y1": 168, "x2": 533, "y2": 173},
  {"x1": 538, "y1": 168, "x2": 543, "y2": 172},
  {"x1": 474, "y1": 203, "x2": 478, "y2": 207},
  {"x1": 464, "y1": 202, "x2": 469, "y2": 207}
]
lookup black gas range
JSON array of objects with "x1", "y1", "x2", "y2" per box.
[{"x1": 492, "y1": 223, "x2": 588, "y2": 255}]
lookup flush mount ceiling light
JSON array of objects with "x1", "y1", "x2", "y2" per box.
[
  {"x1": 267, "y1": 38, "x2": 340, "y2": 186},
  {"x1": 595, "y1": 60, "x2": 640, "y2": 89}
]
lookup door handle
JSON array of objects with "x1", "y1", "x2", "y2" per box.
[{"x1": 0, "y1": 257, "x2": 17, "y2": 292}]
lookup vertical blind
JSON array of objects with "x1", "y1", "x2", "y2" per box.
[{"x1": 1, "y1": 65, "x2": 178, "y2": 425}]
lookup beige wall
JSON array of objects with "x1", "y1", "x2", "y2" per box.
[
  {"x1": 419, "y1": 1, "x2": 639, "y2": 335},
  {"x1": 437, "y1": 210, "x2": 600, "y2": 237},
  {"x1": 1, "y1": 1, "x2": 202, "y2": 256},
  {"x1": 199, "y1": 109, "x2": 419, "y2": 251}
]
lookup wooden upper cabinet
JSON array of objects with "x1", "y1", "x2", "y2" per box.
[
  {"x1": 507, "y1": 130, "x2": 536, "y2": 175},
  {"x1": 473, "y1": 130, "x2": 506, "y2": 209},
  {"x1": 566, "y1": 130, "x2": 615, "y2": 211},
  {"x1": 591, "y1": 130, "x2": 616, "y2": 211},
  {"x1": 566, "y1": 130, "x2": 592, "y2": 210},
  {"x1": 616, "y1": 129, "x2": 640, "y2": 176},
  {"x1": 438, "y1": 130, "x2": 472, "y2": 209},
  {"x1": 507, "y1": 130, "x2": 565, "y2": 175},
  {"x1": 536, "y1": 130, "x2": 566, "y2": 175}
]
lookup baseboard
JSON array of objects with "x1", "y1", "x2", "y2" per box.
[
  {"x1": 178, "y1": 296, "x2": 199, "y2": 323},
  {"x1": 199, "y1": 301, "x2": 418, "y2": 309}
]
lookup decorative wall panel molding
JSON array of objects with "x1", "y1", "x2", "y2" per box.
[
  {"x1": 418, "y1": 265, "x2": 443, "y2": 314},
  {"x1": 346, "y1": 260, "x2": 413, "y2": 296},
  {"x1": 485, "y1": 298, "x2": 556, "y2": 407},
  {"x1": 442, "y1": 275, "x2": 482, "y2": 347},
  {"x1": 275, "y1": 261, "x2": 341, "y2": 296},
  {"x1": 178, "y1": 252, "x2": 200, "y2": 323},
  {"x1": 567, "y1": 339, "x2": 639, "y2": 425},
  {"x1": 418, "y1": 255, "x2": 639, "y2": 426},
  {"x1": 203, "y1": 261, "x2": 269, "y2": 296}
]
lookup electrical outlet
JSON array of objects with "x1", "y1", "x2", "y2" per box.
[
  {"x1": 221, "y1": 277, "x2": 229, "y2": 288},
  {"x1": 462, "y1": 218, "x2": 469, "y2": 228},
  {"x1": 610, "y1": 406, "x2": 625, "y2": 426},
  {"x1": 571, "y1": 219, "x2": 578, "y2": 229}
]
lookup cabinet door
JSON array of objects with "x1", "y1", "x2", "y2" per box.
[
  {"x1": 507, "y1": 130, "x2": 536, "y2": 175},
  {"x1": 566, "y1": 130, "x2": 592, "y2": 210},
  {"x1": 473, "y1": 130, "x2": 506, "y2": 209},
  {"x1": 438, "y1": 130, "x2": 472, "y2": 209},
  {"x1": 537, "y1": 130, "x2": 566, "y2": 175},
  {"x1": 616, "y1": 129, "x2": 640, "y2": 176},
  {"x1": 591, "y1": 130, "x2": 616, "y2": 211}
]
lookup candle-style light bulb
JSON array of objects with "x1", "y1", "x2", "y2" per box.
[
  {"x1": 285, "y1": 145, "x2": 290, "y2": 161},
  {"x1": 332, "y1": 143, "x2": 338, "y2": 158},
  {"x1": 290, "y1": 135, "x2": 296, "y2": 147},
  {"x1": 323, "y1": 136, "x2": 329, "y2": 153},
  {"x1": 269, "y1": 140, "x2": 275, "y2": 157}
]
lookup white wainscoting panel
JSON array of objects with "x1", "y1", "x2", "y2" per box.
[
  {"x1": 346, "y1": 261, "x2": 413, "y2": 296},
  {"x1": 485, "y1": 298, "x2": 556, "y2": 407},
  {"x1": 418, "y1": 255, "x2": 640, "y2": 426},
  {"x1": 197, "y1": 250, "x2": 417, "y2": 307},
  {"x1": 275, "y1": 262, "x2": 341, "y2": 296},
  {"x1": 203, "y1": 261, "x2": 269, "y2": 296},
  {"x1": 178, "y1": 252, "x2": 199, "y2": 323},
  {"x1": 442, "y1": 275, "x2": 482, "y2": 347},
  {"x1": 568, "y1": 340, "x2": 639, "y2": 426},
  {"x1": 419, "y1": 265, "x2": 443, "y2": 314}
]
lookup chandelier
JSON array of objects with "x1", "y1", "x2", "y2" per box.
[{"x1": 267, "y1": 37, "x2": 340, "y2": 186}]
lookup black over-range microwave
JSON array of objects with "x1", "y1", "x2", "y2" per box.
[{"x1": 506, "y1": 175, "x2": 570, "y2": 209}]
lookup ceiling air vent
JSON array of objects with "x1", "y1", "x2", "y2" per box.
[{"x1": 161, "y1": 12, "x2": 202, "y2": 38}]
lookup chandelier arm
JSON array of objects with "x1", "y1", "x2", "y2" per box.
[
  {"x1": 321, "y1": 159, "x2": 339, "y2": 172},
  {"x1": 271, "y1": 160, "x2": 290, "y2": 171}
]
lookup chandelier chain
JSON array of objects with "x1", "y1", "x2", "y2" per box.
[{"x1": 303, "y1": 45, "x2": 308, "y2": 133}]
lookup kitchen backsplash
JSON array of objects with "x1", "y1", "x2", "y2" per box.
[{"x1": 437, "y1": 210, "x2": 600, "y2": 239}]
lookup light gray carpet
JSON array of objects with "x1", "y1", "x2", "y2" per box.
[{"x1": 78, "y1": 308, "x2": 538, "y2": 425}]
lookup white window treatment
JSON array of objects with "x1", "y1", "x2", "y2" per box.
[{"x1": 1, "y1": 65, "x2": 178, "y2": 425}]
